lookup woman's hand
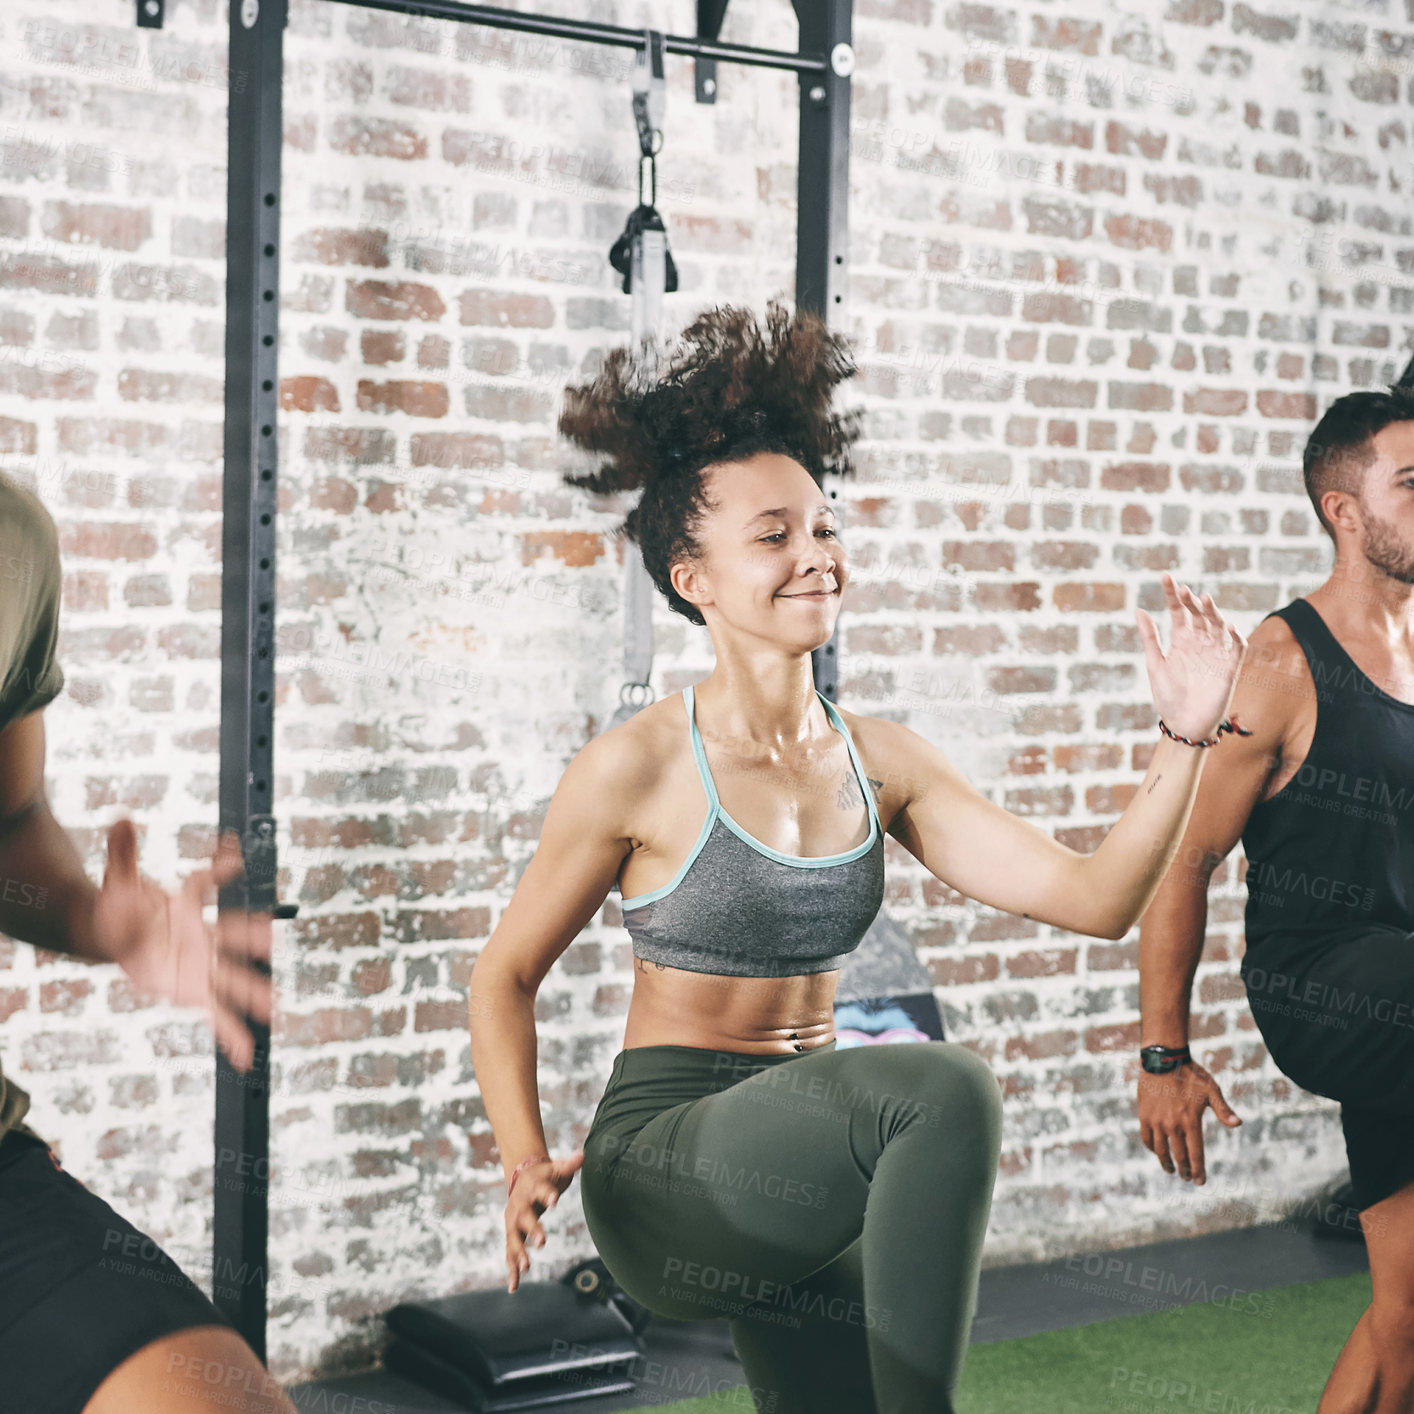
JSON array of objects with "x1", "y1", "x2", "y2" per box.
[
  {"x1": 505, "y1": 1150, "x2": 585, "y2": 1293},
  {"x1": 1135, "y1": 571, "x2": 1248, "y2": 741},
  {"x1": 92, "y1": 821, "x2": 274, "y2": 1072}
]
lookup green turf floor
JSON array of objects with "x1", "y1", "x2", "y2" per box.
[{"x1": 650, "y1": 1271, "x2": 1372, "y2": 1413}]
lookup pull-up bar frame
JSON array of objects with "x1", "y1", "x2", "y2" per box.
[{"x1": 215, "y1": 0, "x2": 851, "y2": 1358}]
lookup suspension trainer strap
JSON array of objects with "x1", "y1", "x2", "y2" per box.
[{"x1": 611, "y1": 32, "x2": 668, "y2": 731}]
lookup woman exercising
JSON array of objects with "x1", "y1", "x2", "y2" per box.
[{"x1": 466, "y1": 300, "x2": 1249, "y2": 1414}]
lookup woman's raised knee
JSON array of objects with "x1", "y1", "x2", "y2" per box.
[
  {"x1": 928, "y1": 1042, "x2": 1004, "y2": 1132},
  {"x1": 869, "y1": 1041, "x2": 1003, "y2": 1139}
]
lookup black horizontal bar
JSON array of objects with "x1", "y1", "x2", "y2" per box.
[{"x1": 329, "y1": 0, "x2": 828, "y2": 73}]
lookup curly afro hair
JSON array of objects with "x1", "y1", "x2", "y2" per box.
[{"x1": 557, "y1": 299, "x2": 862, "y2": 628}]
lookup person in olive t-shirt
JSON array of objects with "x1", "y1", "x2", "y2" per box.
[
  {"x1": 0, "y1": 469, "x2": 67, "y2": 1145},
  {"x1": 0, "y1": 470, "x2": 300, "y2": 1413}
]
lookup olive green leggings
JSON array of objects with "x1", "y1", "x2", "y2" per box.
[{"x1": 579, "y1": 1039, "x2": 1003, "y2": 1414}]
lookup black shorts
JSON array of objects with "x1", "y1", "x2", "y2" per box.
[
  {"x1": 0, "y1": 1126, "x2": 235, "y2": 1413},
  {"x1": 1242, "y1": 926, "x2": 1414, "y2": 1212}
]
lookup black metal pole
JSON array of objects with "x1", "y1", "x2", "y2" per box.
[
  {"x1": 796, "y1": 0, "x2": 852, "y2": 703},
  {"x1": 694, "y1": 0, "x2": 732, "y2": 102},
  {"x1": 335, "y1": 0, "x2": 826, "y2": 73},
  {"x1": 215, "y1": 0, "x2": 286, "y2": 1358}
]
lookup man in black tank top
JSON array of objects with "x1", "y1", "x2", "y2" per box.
[{"x1": 1135, "y1": 387, "x2": 1414, "y2": 1413}]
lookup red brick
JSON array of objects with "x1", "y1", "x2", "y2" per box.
[
  {"x1": 291, "y1": 228, "x2": 391, "y2": 267},
  {"x1": 281, "y1": 376, "x2": 341, "y2": 414},
  {"x1": 1006, "y1": 948, "x2": 1078, "y2": 978},
  {"x1": 932, "y1": 624, "x2": 1007, "y2": 654},
  {"x1": 458, "y1": 290, "x2": 555, "y2": 328},
  {"x1": 41, "y1": 201, "x2": 151, "y2": 251},
  {"x1": 1104, "y1": 214, "x2": 1173, "y2": 251},
  {"x1": 1184, "y1": 387, "x2": 1248, "y2": 416},
  {"x1": 519, "y1": 530, "x2": 603, "y2": 569},
  {"x1": 1025, "y1": 377, "x2": 1098, "y2": 408},
  {"x1": 1256, "y1": 389, "x2": 1317, "y2": 419},
  {"x1": 929, "y1": 954, "x2": 1001, "y2": 986},
  {"x1": 1053, "y1": 582, "x2": 1126, "y2": 611},
  {"x1": 356, "y1": 379, "x2": 449, "y2": 418},
  {"x1": 1106, "y1": 121, "x2": 1168, "y2": 160},
  {"x1": 1086, "y1": 1021, "x2": 1141, "y2": 1053},
  {"x1": 1088, "y1": 940, "x2": 1139, "y2": 970},
  {"x1": 361, "y1": 330, "x2": 405, "y2": 365},
  {"x1": 941, "y1": 539, "x2": 1014, "y2": 572},
  {"x1": 346, "y1": 280, "x2": 446, "y2": 321},
  {"x1": 1100, "y1": 462, "x2": 1170, "y2": 492},
  {"x1": 1004, "y1": 1029, "x2": 1078, "y2": 1061},
  {"x1": 326, "y1": 116, "x2": 428, "y2": 161},
  {"x1": 1165, "y1": 0, "x2": 1223, "y2": 22},
  {"x1": 410, "y1": 432, "x2": 503, "y2": 469},
  {"x1": 973, "y1": 581, "x2": 1043, "y2": 612},
  {"x1": 1052, "y1": 743, "x2": 1123, "y2": 772},
  {"x1": 58, "y1": 522, "x2": 159, "y2": 560}
]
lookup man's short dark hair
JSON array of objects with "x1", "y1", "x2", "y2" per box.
[{"x1": 1304, "y1": 387, "x2": 1414, "y2": 542}]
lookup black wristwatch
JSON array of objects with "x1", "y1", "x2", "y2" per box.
[{"x1": 1140, "y1": 1044, "x2": 1191, "y2": 1075}]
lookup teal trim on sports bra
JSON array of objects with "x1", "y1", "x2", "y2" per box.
[{"x1": 620, "y1": 683, "x2": 880, "y2": 911}]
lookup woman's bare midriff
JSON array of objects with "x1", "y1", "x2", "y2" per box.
[
  {"x1": 613, "y1": 687, "x2": 903, "y2": 1057},
  {"x1": 621, "y1": 961, "x2": 839, "y2": 1055}
]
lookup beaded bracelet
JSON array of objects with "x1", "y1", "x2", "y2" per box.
[
  {"x1": 507, "y1": 1153, "x2": 551, "y2": 1199},
  {"x1": 1157, "y1": 716, "x2": 1252, "y2": 749}
]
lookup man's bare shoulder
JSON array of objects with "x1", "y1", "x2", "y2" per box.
[{"x1": 1232, "y1": 610, "x2": 1313, "y2": 708}]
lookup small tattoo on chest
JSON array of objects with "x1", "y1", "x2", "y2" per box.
[{"x1": 838, "y1": 770, "x2": 862, "y2": 810}]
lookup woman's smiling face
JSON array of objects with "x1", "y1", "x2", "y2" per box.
[{"x1": 669, "y1": 451, "x2": 848, "y2": 648}]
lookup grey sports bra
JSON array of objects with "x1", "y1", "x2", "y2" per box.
[{"x1": 619, "y1": 683, "x2": 886, "y2": 978}]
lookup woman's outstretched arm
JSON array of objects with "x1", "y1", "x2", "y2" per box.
[{"x1": 875, "y1": 572, "x2": 1248, "y2": 940}]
